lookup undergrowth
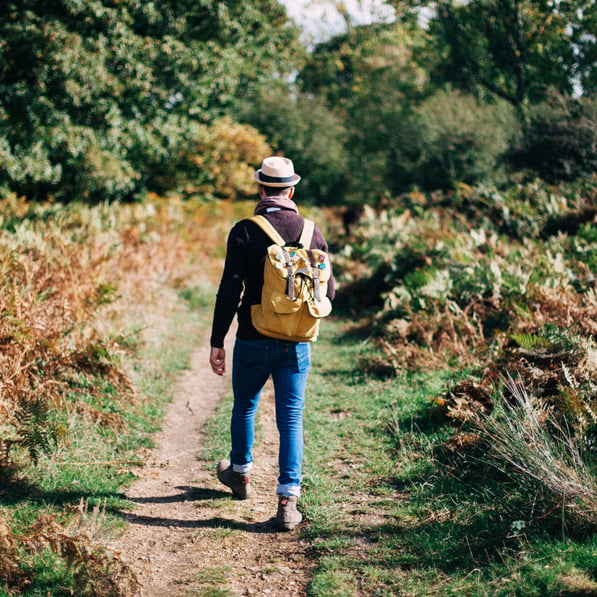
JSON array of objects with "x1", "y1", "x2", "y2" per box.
[
  {"x1": 283, "y1": 175, "x2": 597, "y2": 595},
  {"x1": 332, "y1": 176, "x2": 597, "y2": 533},
  {"x1": 301, "y1": 319, "x2": 597, "y2": 596},
  {"x1": 0, "y1": 194, "x2": 245, "y2": 596},
  {"x1": 1, "y1": 173, "x2": 595, "y2": 595}
]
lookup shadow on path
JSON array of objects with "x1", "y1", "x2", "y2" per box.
[
  {"x1": 116, "y1": 484, "x2": 280, "y2": 534},
  {"x1": 125, "y1": 485, "x2": 224, "y2": 505}
]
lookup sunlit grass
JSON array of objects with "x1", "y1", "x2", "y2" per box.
[{"x1": 241, "y1": 315, "x2": 597, "y2": 597}]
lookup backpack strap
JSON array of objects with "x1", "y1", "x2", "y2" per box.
[
  {"x1": 248, "y1": 215, "x2": 296, "y2": 300},
  {"x1": 299, "y1": 219, "x2": 315, "y2": 248},
  {"x1": 249, "y1": 215, "x2": 315, "y2": 249},
  {"x1": 307, "y1": 250, "x2": 322, "y2": 302},
  {"x1": 248, "y1": 215, "x2": 317, "y2": 301},
  {"x1": 248, "y1": 215, "x2": 285, "y2": 246}
]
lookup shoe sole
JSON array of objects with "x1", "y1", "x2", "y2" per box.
[{"x1": 276, "y1": 520, "x2": 302, "y2": 531}]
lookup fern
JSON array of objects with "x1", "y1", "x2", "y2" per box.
[
  {"x1": 28, "y1": 514, "x2": 141, "y2": 597},
  {"x1": 542, "y1": 324, "x2": 578, "y2": 352},
  {"x1": 509, "y1": 333, "x2": 550, "y2": 350},
  {"x1": 14, "y1": 396, "x2": 55, "y2": 464}
]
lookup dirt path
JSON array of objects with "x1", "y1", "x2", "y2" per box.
[{"x1": 110, "y1": 337, "x2": 314, "y2": 597}]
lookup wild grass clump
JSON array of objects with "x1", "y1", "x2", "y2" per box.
[{"x1": 475, "y1": 374, "x2": 597, "y2": 534}]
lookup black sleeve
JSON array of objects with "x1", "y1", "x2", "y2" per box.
[{"x1": 209, "y1": 225, "x2": 246, "y2": 348}]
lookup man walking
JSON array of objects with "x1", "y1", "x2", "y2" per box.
[{"x1": 209, "y1": 156, "x2": 334, "y2": 530}]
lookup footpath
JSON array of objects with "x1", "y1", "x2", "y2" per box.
[{"x1": 110, "y1": 336, "x2": 314, "y2": 597}]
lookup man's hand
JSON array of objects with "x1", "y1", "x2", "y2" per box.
[{"x1": 210, "y1": 347, "x2": 226, "y2": 376}]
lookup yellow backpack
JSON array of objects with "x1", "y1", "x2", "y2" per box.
[{"x1": 249, "y1": 215, "x2": 332, "y2": 342}]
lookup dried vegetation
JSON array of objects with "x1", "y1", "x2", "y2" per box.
[
  {"x1": 0, "y1": 193, "x2": 240, "y2": 595},
  {"x1": 334, "y1": 176, "x2": 597, "y2": 533}
]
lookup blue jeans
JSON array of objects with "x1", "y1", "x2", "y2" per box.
[{"x1": 230, "y1": 338, "x2": 311, "y2": 497}]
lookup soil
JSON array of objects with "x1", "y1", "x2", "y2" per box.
[{"x1": 109, "y1": 336, "x2": 314, "y2": 597}]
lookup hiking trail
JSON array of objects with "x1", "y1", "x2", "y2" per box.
[{"x1": 110, "y1": 334, "x2": 314, "y2": 596}]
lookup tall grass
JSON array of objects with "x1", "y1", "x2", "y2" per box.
[{"x1": 477, "y1": 374, "x2": 597, "y2": 532}]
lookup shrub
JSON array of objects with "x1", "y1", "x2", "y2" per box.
[
  {"x1": 410, "y1": 89, "x2": 517, "y2": 191},
  {"x1": 475, "y1": 375, "x2": 597, "y2": 534},
  {"x1": 178, "y1": 116, "x2": 272, "y2": 200},
  {"x1": 508, "y1": 93, "x2": 597, "y2": 183},
  {"x1": 0, "y1": 1, "x2": 304, "y2": 202}
]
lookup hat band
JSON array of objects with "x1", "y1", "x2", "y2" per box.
[{"x1": 259, "y1": 172, "x2": 296, "y2": 184}]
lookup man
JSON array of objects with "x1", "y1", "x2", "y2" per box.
[{"x1": 209, "y1": 156, "x2": 335, "y2": 531}]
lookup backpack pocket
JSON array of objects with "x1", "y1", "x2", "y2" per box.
[
  {"x1": 269, "y1": 291, "x2": 302, "y2": 314},
  {"x1": 306, "y1": 296, "x2": 333, "y2": 318}
]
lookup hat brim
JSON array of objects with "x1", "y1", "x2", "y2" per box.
[{"x1": 254, "y1": 171, "x2": 301, "y2": 187}]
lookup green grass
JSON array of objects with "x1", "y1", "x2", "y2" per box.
[
  {"x1": 275, "y1": 317, "x2": 597, "y2": 596},
  {"x1": 175, "y1": 565, "x2": 235, "y2": 597}
]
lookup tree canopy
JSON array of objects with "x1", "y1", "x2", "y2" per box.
[
  {"x1": 1, "y1": 0, "x2": 595, "y2": 204},
  {"x1": 419, "y1": 0, "x2": 597, "y2": 109},
  {"x1": 0, "y1": 0, "x2": 303, "y2": 201}
]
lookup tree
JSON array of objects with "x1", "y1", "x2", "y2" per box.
[
  {"x1": 410, "y1": 88, "x2": 517, "y2": 189},
  {"x1": 235, "y1": 83, "x2": 350, "y2": 205},
  {"x1": 0, "y1": 0, "x2": 304, "y2": 201},
  {"x1": 418, "y1": 0, "x2": 597, "y2": 114},
  {"x1": 298, "y1": 20, "x2": 435, "y2": 202},
  {"x1": 507, "y1": 93, "x2": 597, "y2": 182}
]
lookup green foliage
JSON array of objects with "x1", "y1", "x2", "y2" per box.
[
  {"x1": 298, "y1": 19, "x2": 433, "y2": 202},
  {"x1": 13, "y1": 396, "x2": 56, "y2": 465},
  {"x1": 329, "y1": 174, "x2": 597, "y2": 590},
  {"x1": 426, "y1": 0, "x2": 597, "y2": 110},
  {"x1": 0, "y1": 1, "x2": 303, "y2": 201},
  {"x1": 410, "y1": 88, "x2": 517, "y2": 189},
  {"x1": 335, "y1": 177, "x2": 597, "y2": 374},
  {"x1": 508, "y1": 93, "x2": 597, "y2": 183},
  {"x1": 285, "y1": 1, "x2": 597, "y2": 200},
  {"x1": 235, "y1": 84, "x2": 350, "y2": 205}
]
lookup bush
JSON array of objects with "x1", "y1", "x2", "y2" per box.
[
  {"x1": 410, "y1": 89, "x2": 517, "y2": 191},
  {"x1": 235, "y1": 85, "x2": 350, "y2": 205},
  {"x1": 176, "y1": 117, "x2": 272, "y2": 200},
  {"x1": 508, "y1": 93, "x2": 597, "y2": 183}
]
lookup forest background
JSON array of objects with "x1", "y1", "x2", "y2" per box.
[
  {"x1": 0, "y1": 0, "x2": 596, "y2": 595},
  {"x1": 2, "y1": 0, "x2": 596, "y2": 205}
]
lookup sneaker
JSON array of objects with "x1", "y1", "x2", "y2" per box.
[
  {"x1": 276, "y1": 495, "x2": 302, "y2": 531},
  {"x1": 216, "y1": 459, "x2": 250, "y2": 499}
]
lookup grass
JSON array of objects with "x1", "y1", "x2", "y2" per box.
[
  {"x1": 0, "y1": 196, "x2": 225, "y2": 596},
  {"x1": 176, "y1": 566, "x2": 235, "y2": 597},
  {"x1": 262, "y1": 317, "x2": 597, "y2": 597},
  {"x1": 194, "y1": 314, "x2": 597, "y2": 594},
  {"x1": 0, "y1": 297, "x2": 212, "y2": 596}
]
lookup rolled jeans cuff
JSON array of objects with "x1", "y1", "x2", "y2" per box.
[{"x1": 276, "y1": 484, "x2": 301, "y2": 498}]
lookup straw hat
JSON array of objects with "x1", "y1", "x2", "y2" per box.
[{"x1": 254, "y1": 156, "x2": 301, "y2": 187}]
